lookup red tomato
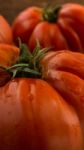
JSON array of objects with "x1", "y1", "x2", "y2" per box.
[
  {"x1": 41, "y1": 50, "x2": 84, "y2": 148},
  {"x1": 0, "y1": 41, "x2": 83, "y2": 149},
  {"x1": 0, "y1": 16, "x2": 13, "y2": 44},
  {"x1": 12, "y1": 3, "x2": 84, "y2": 52},
  {"x1": 0, "y1": 44, "x2": 20, "y2": 67},
  {"x1": 0, "y1": 78, "x2": 83, "y2": 150}
]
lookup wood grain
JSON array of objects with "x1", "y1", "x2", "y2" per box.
[{"x1": 0, "y1": 0, "x2": 84, "y2": 24}]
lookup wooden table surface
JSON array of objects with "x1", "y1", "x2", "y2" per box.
[{"x1": 0, "y1": 0, "x2": 84, "y2": 23}]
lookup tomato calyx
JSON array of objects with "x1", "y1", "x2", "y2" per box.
[
  {"x1": 43, "y1": 5, "x2": 61, "y2": 23},
  {"x1": 0, "y1": 41, "x2": 50, "y2": 86}
]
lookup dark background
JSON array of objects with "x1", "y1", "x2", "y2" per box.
[{"x1": 0, "y1": 0, "x2": 84, "y2": 24}]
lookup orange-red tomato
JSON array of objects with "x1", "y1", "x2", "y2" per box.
[
  {"x1": 0, "y1": 44, "x2": 20, "y2": 67},
  {"x1": 0, "y1": 78, "x2": 83, "y2": 150},
  {"x1": 0, "y1": 16, "x2": 13, "y2": 44},
  {"x1": 41, "y1": 50, "x2": 84, "y2": 148},
  {"x1": 0, "y1": 41, "x2": 84, "y2": 149},
  {"x1": 12, "y1": 3, "x2": 84, "y2": 52}
]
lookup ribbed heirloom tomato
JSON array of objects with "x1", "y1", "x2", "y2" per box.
[
  {"x1": 41, "y1": 50, "x2": 84, "y2": 148},
  {"x1": 0, "y1": 16, "x2": 13, "y2": 44},
  {"x1": 0, "y1": 44, "x2": 20, "y2": 86},
  {"x1": 12, "y1": 3, "x2": 84, "y2": 52},
  {"x1": 0, "y1": 44, "x2": 83, "y2": 150},
  {"x1": 0, "y1": 44, "x2": 20, "y2": 67},
  {"x1": 0, "y1": 78, "x2": 83, "y2": 150}
]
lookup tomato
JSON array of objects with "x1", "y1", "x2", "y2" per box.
[
  {"x1": 0, "y1": 16, "x2": 13, "y2": 44},
  {"x1": 41, "y1": 50, "x2": 84, "y2": 148},
  {"x1": 0, "y1": 44, "x2": 84, "y2": 149},
  {"x1": 12, "y1": 3, "x2": 84, "y2": 52},
  {"x1": 0, "y1": 44, "x2": 20, "y2": 67},
  {"x1": 0, "y1": 78, "x2": 83, "y2": 150}
]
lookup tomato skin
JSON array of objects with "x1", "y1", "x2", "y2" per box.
[
  {"x1": 41, "y1": 50, "x2": 84, "y2": 148},
  {"x1": 0, "y1": 78, "x2": 83, "y2": 150},
  {"x1": 0, "y1": 16, "x2": 13, "y2": 44},
  {"x1": 12, "y1": 3, "x2": 84, "y2": 52},
  {"x1": 12, "y1": 7, "x2": 42, "y2": 43},
  {"x1": 28, "y1": 22, "x2": 69, "y2": 52},
  {"x1": 59, "y1": 3, "x2": 84, "y2": 52},
  {"x1": 0, "y1": 44, "x2": 20, "y2": 67},
  {"x1": 58, "y1": 18, "x2": 83, "y2": 52}
]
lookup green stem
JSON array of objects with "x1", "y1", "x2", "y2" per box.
[
  {"x1": 43, "y1": 5, "x2": 62, "y2": 23},
  {"x1": 6, "y1": 63, "x2": 29, "y2": 71},
  {"x1": 2, "y1": 41, "x2": 50, "y2": 79}
]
